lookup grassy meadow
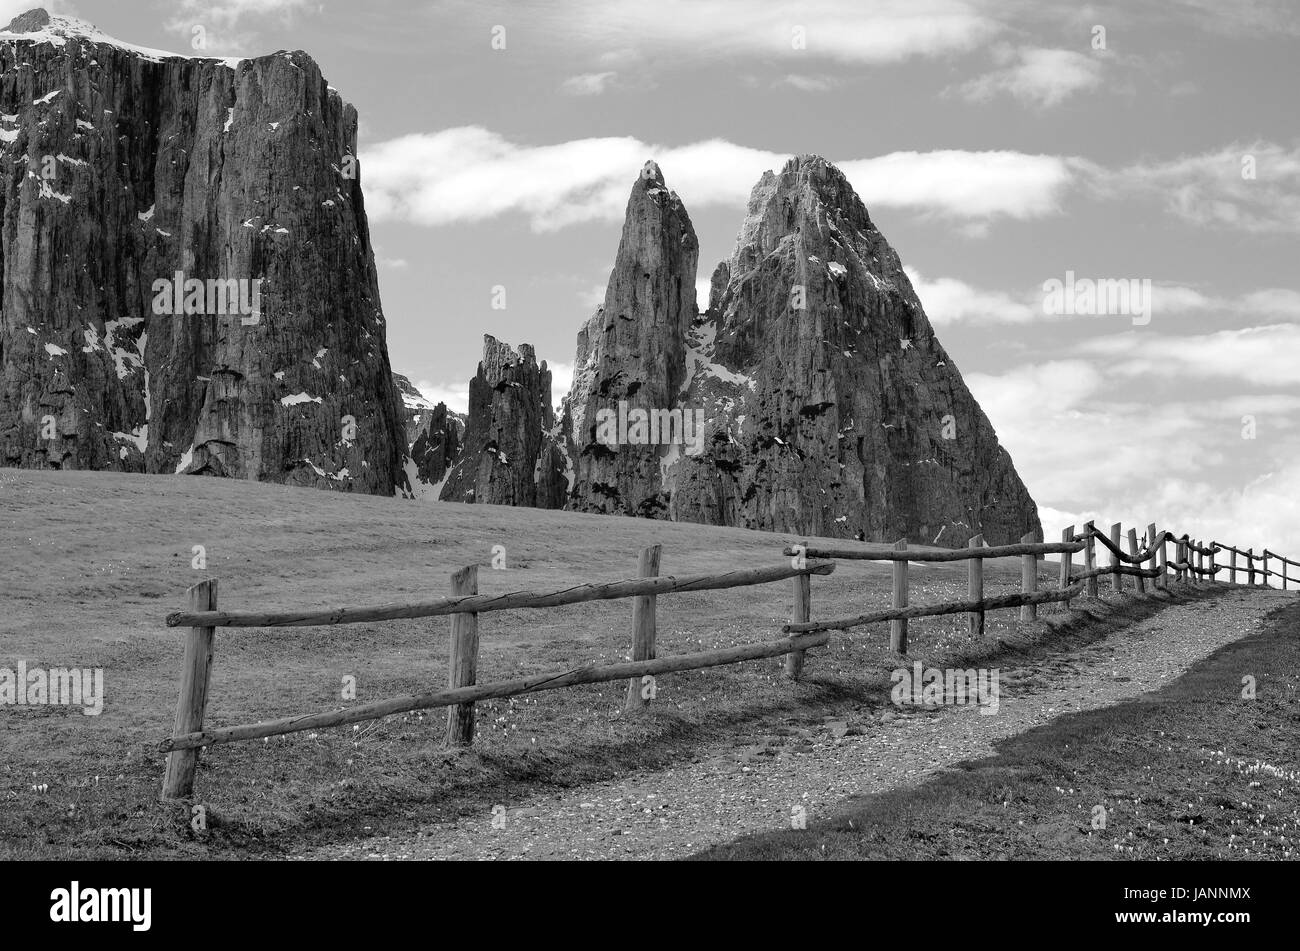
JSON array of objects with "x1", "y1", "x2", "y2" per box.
[{"x1": 1, "y1": 468, "x2": 1152, "y2": 858}]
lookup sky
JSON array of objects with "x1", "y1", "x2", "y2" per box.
[{"x1": 12, "y1": 0, "x2": 1300, "y2": 565}]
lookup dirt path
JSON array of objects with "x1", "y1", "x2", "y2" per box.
[{"x1": 299, "y1": 587, "x2": 1291, "y2": 861}]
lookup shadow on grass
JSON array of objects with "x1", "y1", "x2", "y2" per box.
[
  {"x1": 192, "y1": 585, "x2": 1231, "y2": 857},
  {"x1": 0, "y1": 584, "x2": 1243, "y2": 860},
  {"x1": 691, "y1": 595, "x2": 1299, "y2": 861}
]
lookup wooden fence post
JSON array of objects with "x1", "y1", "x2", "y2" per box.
[
  {"x1": 1247, "y1": 547, "x2": 1255, "y2": 586},
  {"x1": 626, "y1": 544, "x2": 663, "y2": 708},
  {"x1": 1084, "y1": 521, "x2": 1098, "y2": 598},
  {"x1": 1159, "y1": 528, "x2": 1170, "y2": 588},
  {"x1": 162, "y1": 579, "x2": 218, "y2": 800},
  {"x1": 446, "y1": 565, "x2": 480, "y2": 746},
  {"x1": 1263, "y1": 551, "x2": 1270, "y2": 589},
  {"x1": 1230, "y1": 548, "x2": 1237, "y2": 585},
  {"x1": 1058, "y1": 526, "x2": 1074, "y2": 611},
  {"x1": 785, "y1": 570, "x2": 812, "y2": 680},
  {"x1": 1148, "y1": 523, "x2": 1162, "y2": 591},
  {"x1": 890, "y1": 538, "x2": 908, "y2": 654},
  {"x1": 968, "y1": 534, "x2": 984, "y2": 636},
  {"x1": 1019, "y1": 531, "x2": 1038, "y2": 621},
  {"x1": 1283, "y1": 559, "x2": 1288, "y2": 591},
  {"x1": 1127, "y1": 528, "x2": 1145, "y2": 594},
  {"x1": 1174, "y1": 538, "x2": 1184, "y2": 583},
  {"x1": 1210, "y1": 545, "x2": 1217, "y2": 585},
  {"x1": 1110, "y1": 522, "x2": 1123, "y2": 593}
]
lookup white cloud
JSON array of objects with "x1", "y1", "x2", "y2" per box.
[
  {"x1": 1080, "y1": 325, "x2": 1300, "y2": 387},
  {"x1": 965, "y1": 360, "x2": 1300, "y2": 561},
  {"x1": 560, "y1": 71, "x2": 617, "y2": 95},
  {"x1": 778, "y1": 74, "x2": 839, "y2": 92},
  {"x1": 578, "y1": 281, "x2": 607, "y2": 309},
  {"x1": 1093, "y1": 141, "x2": 1300, "y2": 234},
  {"x1": 374, "y1": 246, "x2": 408, "y2": 270},
  {"x1": 496, "y1": 0, "x2": 999, "y2": 65},
  {"x1": 1164, "y1": 0, "x2": 1300, "y2": 37},
  {"x1": 361, "y1": 127, "x2": 1075, "y2": 230},
  {"x1": 903, "y1": 268, "x2": 1300, "y2": 328},
  {"x1": 696, "y1": 279, "x2": 713, "y2": 313},
  {"x1": 361, "y1": 131, "x2": 1300, "y2": 238},
  {"x1": 164, "y1": 0, "x2": 308, "y2": 52},
  {"x1": 905, "y1": 267, "x2": 1037, "y2": 324},
  {"x1": 838, "y1": 150, "x2": 1075, "y2": 220},
  {"x1": 412, "y1": 380, "x2": 468, "y2": 415},
  {"x1": 957, "y1": 47, "x2": 1105, "y2": 108},
  {"x1": 1242, "y1": 288, "x2": 1300, "y2": 318},
  {"x1": 546, "y1": 360, "x2": 574, "y2": 407}
]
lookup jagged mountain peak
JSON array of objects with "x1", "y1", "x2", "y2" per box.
[
  {"x1": 728, "y1": 154, "x2": 877, "y2": 277},
  {"x1": 2, "y1": 7, "x2": 53, "y2": 32},
  {"x1": 624, "y1": 158, "x2": 688, "y2": 221},
  {"x1": 639, "y1": 159, "x2": 665, "y2": 186},
  {"x1": 483, "y1": 333, "x2": 545, "y2": 372},
  {"x1": 424, "y1": 156, "x2": 1039, "y2": 545}
]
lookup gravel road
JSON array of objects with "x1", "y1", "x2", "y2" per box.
[{"x1": 300, "y1": 586, "x2": 1291, "y2": 860}]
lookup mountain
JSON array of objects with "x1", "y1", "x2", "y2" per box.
[
  {"x1": 0, "y1": 9, "x2": 406, "y2": 494},
  {"x1": 557, "y1": 160, "x2": 699, "y2": 518},
  {"x1": 452, "y1": 156, "x2": 1040, "y2": 545},
  {"x1": 392, "y1": 372, "x2": 463, "y2": 497},
  {"x1": 436, "y1": 335, "x2": 566, "y2": 508},
  {"x1": 669, "y1": 156, "x2": 1040, "y2": 544}
]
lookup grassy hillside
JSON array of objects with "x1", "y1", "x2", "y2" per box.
[{"x1": 0, "y1": 469, "x2": 1092, "y2": 858}]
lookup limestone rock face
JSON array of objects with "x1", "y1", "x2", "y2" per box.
[
  {"x1": 667, "y1": 155, "x2": 1040, "y2": 544},
  {"x1": 558, "y1": 160, "x2": 699, "y2": 517},
  {"x1": 438, "y1": 335, "x2": 565, "y2": 508},
  {"x1": 402, "y1": 153, "x2": 1041, "y2": 545},
  {"x1": 392, "y1": 372, "x2": 463, "y2": 493},
  {"x1": 0, "y1": 10, "x2": 406, "y2": 493}
]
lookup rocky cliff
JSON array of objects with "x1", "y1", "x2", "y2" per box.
[
  {"x1": 392, "y1": 372, "x2": 463, "y2": 496},
  {"x1": 461, "y1": 156, "x2": 1038, "y2": 544},
  {"x1": 0, "y1": 9, "x2": 407, "y2": 493},
  {"x1": 667, "y1": 156, "x2": 1040, "y2": 544},
  {"x1": 437, "y1": 335, "x2": 566, "y2": 508},
  {"x1": 557, "y1": 160, "x2": 699, "y2": 518}
]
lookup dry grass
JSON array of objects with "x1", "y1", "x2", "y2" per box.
[{"x1": 1, "y1": 468, "x2": 1110, "y2": 859}]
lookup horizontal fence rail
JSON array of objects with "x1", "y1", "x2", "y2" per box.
[
  {"x1": 158, "y1": 517, "x2": 1296, "y2": 800},
  {"x1": 160, "y1": 631, "x2": 830, "y2": 753},
  {"x1": 166, "y1": 560, "x2": 836, "y2": 629},
  {"x1": 783, "y1": 540, "x2": 1082, "y2": 562},
  {"x1": 784, "y1": 585, "x2": 1082, "y2": 634}
]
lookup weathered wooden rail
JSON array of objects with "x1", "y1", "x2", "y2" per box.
[
  {"x1": 158, "y1": 555, "x2": 837, "y2": 797},
  {"x1": 159, "y1": 519, "x2": 1294, "y2": 800}
]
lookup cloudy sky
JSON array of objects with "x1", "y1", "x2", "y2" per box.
[{"x1": 17, "y1": 0, "x2": 1300, "y2": 564}]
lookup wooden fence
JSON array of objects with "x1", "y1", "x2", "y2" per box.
[{"x1": 157, "y1": 520, "x2": 1293, "y2": 799}]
